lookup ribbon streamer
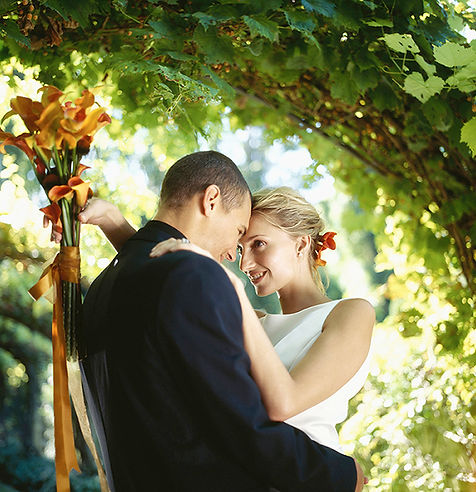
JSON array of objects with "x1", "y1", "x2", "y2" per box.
[{"x1": 29, "y1": 247, "x2": 109, "y2": 492}]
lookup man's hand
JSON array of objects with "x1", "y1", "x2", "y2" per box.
[
  {"x1": 354, "y1": 458, "x2": 368, "y2": 491},
  {"x1": 43, "y1": 197, "x2": 119, "y2": 243}
]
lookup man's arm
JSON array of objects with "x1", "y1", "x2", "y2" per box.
[{"x1": 158, "y1": 254, "x2": 358, "y2": 492}]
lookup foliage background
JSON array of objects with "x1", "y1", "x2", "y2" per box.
[{"x1": 0, "y1": 0, "x2": 475, "y2": 490}]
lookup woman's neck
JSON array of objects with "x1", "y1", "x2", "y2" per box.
[{"x1": 278, "y1": 277, "x2": 330, "y2": 315}]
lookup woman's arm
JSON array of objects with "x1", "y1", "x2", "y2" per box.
[
  {"x1": 235, "y1": 284, "x2": 374, "y2": 421},
  {"x1": 148, "y1": 238, "x2": 374, "y2": 422},
  {"x1": 78, "y1": 198, "x2": 137, "y2": 252}
]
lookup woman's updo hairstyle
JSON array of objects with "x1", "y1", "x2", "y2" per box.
[{"x1": 251, "y1": 187, "x2": 333, "y2": 293}]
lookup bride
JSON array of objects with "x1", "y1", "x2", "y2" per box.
[{"x1": 72, "y1": 186, "x2": 374, "y2": 454}]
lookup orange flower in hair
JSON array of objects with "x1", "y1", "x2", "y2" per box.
[{"x1": 315, "y1": 232, "x2": 337, "y2": 267}]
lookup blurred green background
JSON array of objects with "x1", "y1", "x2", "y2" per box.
[
  {"x1": 1, "y1": 0, "x2": 475, "y2": 489},
  {"x1": 0, "y1": 74, "x2": 474, "y2": 491}
]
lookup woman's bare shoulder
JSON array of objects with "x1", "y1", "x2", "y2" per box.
[{"x1": 324, "y1": 298, "x2": 375, "y2": 329}]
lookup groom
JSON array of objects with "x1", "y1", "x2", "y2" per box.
[{"x1": 80, "y1": 151, "x2": 364, "y2": 491}]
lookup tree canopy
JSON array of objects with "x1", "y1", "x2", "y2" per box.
[
  {"x1": 1, "y1": 0, "x2": 474, "y2": 352},
  {"x1": 0, "y1": 1, "x2": 475, "y2": 490}
]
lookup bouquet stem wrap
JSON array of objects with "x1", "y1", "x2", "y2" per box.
[{"x1": 29, "y1": 247, "x2": 109, "y2": 492}]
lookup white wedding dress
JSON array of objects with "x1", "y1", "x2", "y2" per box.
[{"x1": 260, "y1": 299, "x2": 372, "y2": 452}]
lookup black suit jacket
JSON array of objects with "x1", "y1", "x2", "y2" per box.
[{"x1": 80, "y1": 221, "x2": 357, "y2": 491}]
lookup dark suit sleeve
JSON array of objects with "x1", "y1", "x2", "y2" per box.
[{"x1": 157, "y1": 254, "x2": 357, "y2": 492}]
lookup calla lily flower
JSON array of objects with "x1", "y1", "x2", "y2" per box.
[
  {"x1": 35, "y1": 100, "x2": 64, "y2": 150},
  {"x1": 1, "y1": 96, "x2": 44, "y2": 132},
  {"x1": 38, "y1": 85, "x2": 63, "y2": 107},
  {"x1": 74, "y1": 89, "x2": 95, "y2": 110},
  {"x1": 48, "y1": 177, "x2": 92, "y2": 207},
  {"x1": 68, "y1": 177, "x2": 92, "y2": 207},
  {"x1": 49, "y1": 184, "x2": 75, "y2": 203},
  {"x1": 75, "y1": 163, "x2": 90, "y2": 176},
  {"x1": 76, "y1": 136, "x2": 93, "y2": 156},
  {"x1": 321, "y1": 232, "x2": 337, "y2": 250},
  {"x1": 315, "y1": 232, "x2": 337, "y2": 267},
  {"x1": 40, "y1": 202, "x2": 63, "y2": 233},
  {"x1": 0, "y1": 131, "x2": 36, "y2": 161}
]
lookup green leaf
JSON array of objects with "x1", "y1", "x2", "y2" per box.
[
  {"x1": 284, "y1": 10, "x2": 319, "y2": 47},
  {"x1": 149, "y1": 20, "x2": 182, "y2": 41},
  {"x1": 368, "y1": 83, "x2": 400, "y2": 111},
  {"x1": 237, "y1": 0, "x2": 282, "y2": 12},
  {"x1": 364, "y1": 18, "x2": 393, "y2": 27},
  {"x1": 404, "y1": 72, "x2": 444, "y2": 102},
  {"x1": 243, "y1": 15, "x2": 280, "y2": 43},
  {"x1": 0, "y1": 19, "x2": 30, "y2": 47},
  {"x1": 202, "y1": 66, "x2": 235, "y2": 99},
  {"x1": 0, "y1": 0, "x2": 16, "y2": 15},
  {"x1": 360, "y1": 0, "x2": 378, "y2": 10},
  {"x1": 192, "y1": 12, "x2": 217, "y2": 30},
  {"x1": 422, "y1": 98, "x2": 454, "y2": 131},
  {"x1": 434, "y1": 41, "x2": 474, "y2": 67},
  {"x1": 207, "y1": 5, "x2": 241, "y2": 22},
  {"x1": 381, "y1": 33, "x2": 420, "y2": 54},
  {"x1": 460, "y1": 117, "x2": 476, "y2": 157},
  {"x1": 193, "y1": 25, "x2": 234, "y2": 64},
  {"x1": 446, "y1": 62, "x2": 476, "y2": 93},
  {"x1": 330, "y1": 72, "x2": 360, "y2": 103},
  {"x1": 415, "y1": 54, "x2": 436, "y2": 76},
  {"x1": 156, "y1": 65, "x2": 218, "y2": 99},
  {"x1": 284, "y1": 10, "x2": 316, "y2": 33},
  {"x1": 301, "y1": 0, "x2": 336, "y2": 17},
  {"x1": 351, "y1": 67, "x2": 380, "y2": 92},
  {"x1": 44, "y1": 0, "x2": 98, "y2": 28}
]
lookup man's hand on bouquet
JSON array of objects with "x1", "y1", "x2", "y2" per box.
[{"x1": 43, "y1": 197, "x2": 118, "y2": 243}]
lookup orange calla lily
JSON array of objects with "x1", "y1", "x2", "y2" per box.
[
  {"x1": 49, "y1": 185, "x2": 74, "y2": 203},
  {"x1": 38, "y1": 85, "x2": 63, "y2": 107},
  {"x1": 35, "y1": 100, "x2": 64, "y2": 150},
  {"x1": 0, "y1": 131, "x2": 36, "y2": 160},
  {"x1": 75, "y1": 163, "x2": 90, "y2": 176},
  {"x1": 1, "y1": 96, "x2": 44, "y2": 132},
  {"x1": 40, "y1": 202, "x2": 63, "y2": 233},
  {"x1": 74, "y1": 89, "x2": 95, "y2": 110},
  {"x1": 68, "y1": 176, "x2": 92, "y2": 207},
  {"x1": 321, "y1": 232, "x2": 337, "y2": 250},
  {"x1": 314, "y1": 232, "x2": 337, "y2": 267},
  {"x1": 48, "y1": 178, "x2": 92, "y2": 207},
  {"x1": 76, "y1": 136, "x2": 93, "y2": 156}
]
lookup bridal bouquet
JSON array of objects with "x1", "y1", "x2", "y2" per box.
[{"x1": 0, "y1": 85, "x2": 110, "y2": 491}]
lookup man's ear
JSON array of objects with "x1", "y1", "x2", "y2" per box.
[{"x1": 202, "y1": 184, "x2": 221, "y2": 216}]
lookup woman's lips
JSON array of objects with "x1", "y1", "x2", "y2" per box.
[{"x1": 249, "y1": 271, "x2": 266, "y2": 285}]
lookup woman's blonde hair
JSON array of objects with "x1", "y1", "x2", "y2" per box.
[{"x1": 251, "y1": 187, "x2": 330, "y2": 293}]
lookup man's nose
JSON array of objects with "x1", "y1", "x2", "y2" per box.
[{"x1": 225, "y1": 247, "x2": 237, "y2": 263}]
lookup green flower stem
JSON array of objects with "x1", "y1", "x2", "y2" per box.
[
  {"x1": 71, "y1": 147, "x2": 78, "y2": 176},
  {"x1": 60, "y1": 199, "x2": 73, "y2": 246},
  {"x1": 53, "y1": 147, "x2": 64, "y2": 181},
  {"x1": 33, "y1": 144, "x2": 51, "y2": 172}
]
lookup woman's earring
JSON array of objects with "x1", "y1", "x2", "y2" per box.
[{"x1": 298, "y1": 251, "x2": 303, "y2": 257}]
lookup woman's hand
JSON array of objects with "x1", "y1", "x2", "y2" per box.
[
  {"x1": 150, "y1": 238, "x2": 244, "y2": 290},
  {"x1": 150, "y1": 238, "x2": 213, "y2": 260}
]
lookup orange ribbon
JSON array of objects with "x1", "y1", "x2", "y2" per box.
[{"x1": 29, "y1": 247, "x2": 81, "y2": 492}]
